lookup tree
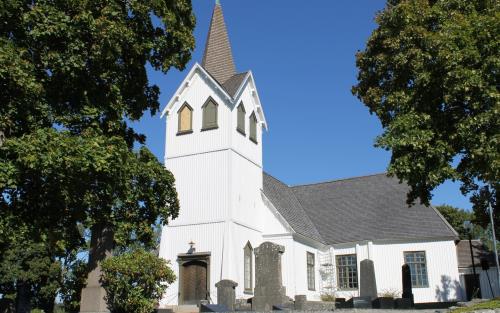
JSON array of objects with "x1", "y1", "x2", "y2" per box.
[
  {"x1": 0, "y1": 0, "x2": 195, "y2": 310},
  {"x1": 353, "y1": 0, "x2": 499, "y2": 233},
  {"x1": 436, "y1": 205, "x2": 476, "y2": 239},
  {"x1": 100, "y1": 249, "x2": 176, "y2": 313}
]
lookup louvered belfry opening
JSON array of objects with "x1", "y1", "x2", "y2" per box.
[{"x1": 202, "y1": 2, "x2": 236, "y2": 84}]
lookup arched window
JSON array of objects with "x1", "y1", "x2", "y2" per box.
[
  {"x1": 178, "y1": 103, "x2": 193, "y2": 135},
  {"x1": 202, "y1": 97, "x2": 218, "y2": 130},
  {"x1": 237, "y1": 102, "x2": 246, "y2": 135},
  {"x1": 249, "y1": 112, "x2": 257, "y2": 143},
  {"x1": 244, "y1": 241, "x2": 253, "y2": 293}
]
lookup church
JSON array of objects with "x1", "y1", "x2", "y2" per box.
[{"x1": 158, "y1": 2, "x2": 461, "y2": 308}]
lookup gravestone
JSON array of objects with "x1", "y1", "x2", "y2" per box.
[
  {"x1": 215, "y1": 279, "x2": 238, "y2": 311},
  {"x1": 252, "y1": 242, "x2": 288, "y2": 311},
  {"x1": 80, "y1": 224, "x2": 113, "y2": 313},
  {"x1": 397, "y1": 264, "x2": 414, "y2": 308},
  {"x1": 359, "y1": 259, "x2": 377, "y2": 300}
]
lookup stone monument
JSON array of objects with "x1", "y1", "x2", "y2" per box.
[
  {"x1": 395, "y1": 264, "x2": 414, "y2": 309},
  {"x1": 359, "y1": 259, "x2": 377, "y2": 299},
  {"x1": 80, "y1": 224, "x2": 113, "y2": 313},
  {"x1": 215, "y1": 280, "x2": 238, "y2": 311},
  {"x1": 252, "y1": 242, "x2": 288, "y2": 311}
]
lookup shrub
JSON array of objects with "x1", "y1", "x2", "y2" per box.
[
  {"x1": 378, "y1": 288, "x2": 401, "y2": 298},
  {"x1": 101, "y1": 249, "x2": 176, "y2": 313},
  {"x1": 320, "y1": 292, "x2": 336, "y2": 302}
]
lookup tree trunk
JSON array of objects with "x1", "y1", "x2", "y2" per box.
[
  {"x1": 39, "y1": 293, "x2": 56, "y2": 313},
  {"x1": 15, "y1": 280, "x2": 32, "y2": 313}
]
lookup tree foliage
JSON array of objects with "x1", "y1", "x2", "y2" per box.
[
  {"x1": 436, "y1": 205, "x2": 477, "y2": 239},
  {"x1": 353, "y1": 0, "x2": 499, "y2": 232},
  {"x1": 0, "y1": 0, "x2": 195, "y2": 310},
  {"x1": 101, "y1": 249, "x2": 175, "y2": 313}
]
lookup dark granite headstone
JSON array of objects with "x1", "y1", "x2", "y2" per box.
[
  {"x1": 215, "y1": 279, "x2": 237, "y2": 311},
  {"x1": 395, "y1": 298, "x2": 413, "y2": 309},
  {"x1": 199, "y1": 304, "x2": 229, "y2": 312},
  {"x1": 252, "y1": 242, "x2": 288, "y2": 311},
  {"x1": 359, "y1": 259, "x2": 377, "y2": 301},
  {"x1": 401, "y1": 264, "x2": 414, "y2": 306},
  {"x1": 348, "y1": 296, "x2": 372, "y2": 308}
]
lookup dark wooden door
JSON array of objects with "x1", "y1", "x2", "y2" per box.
[
  {"x1": 464, "y1": 274, "x2": 481, "y2": 300},
  {"x1": 181, "y1": 260, "x2": 208, "y2": 304}
]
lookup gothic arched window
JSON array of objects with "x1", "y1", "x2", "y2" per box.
[
  {"x1": 244, "y1": 241, "x2": 253, "y2": 293},
  {"x1": 237, "y1": 102, "x2": 246, "y2": 135},
  {"x1": 178, "y1": 103, "x2": 193, "y2": 134},
  {"x1": 249, "y1": 112, "x2": 257, "y2": 143},
  {"x1": 202, "y1": 97, "x2": 218, "y2": 130}
]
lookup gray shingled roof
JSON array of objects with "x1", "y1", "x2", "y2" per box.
[
  {"x1": 201, "y1": 3, "x2": 236, "y2": 84},
  {"x1": 263, "y1": 173, "x2": 325, "y2": 243},
  {"x1": 222, "y1": 72, "x2": 248, "y2": 97},
  {"x1": 263, "y1": 173, "x2": 457, "y2": 245}
]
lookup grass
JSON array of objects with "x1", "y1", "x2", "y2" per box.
[{"x1": 451, "y1": 298, "x2": 500, "y2": 313}]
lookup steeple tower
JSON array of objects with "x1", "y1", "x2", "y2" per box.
[{"x1": 201, "y1": 1, "x2": 236, "y2": 84}]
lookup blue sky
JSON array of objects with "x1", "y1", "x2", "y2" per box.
[{"x1": 133, "y1": 0, "x2": 472, "y2": 210}]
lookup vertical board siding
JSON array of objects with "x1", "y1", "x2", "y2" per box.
[
  {"x1": 166, "y1": 73, "x2": 231, "y2": 159},
  {"x1": 166, "y1": 151, "x2": 230, "y2": 225},
  {"x1": 332, "y1": 240, "x2": 460, "y2": 303},
  {"x1": 231, "y1": 82, "x2": 263, "y2": 166}
]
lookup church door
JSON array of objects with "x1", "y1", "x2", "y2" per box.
[{"x1": 180, "y1": 259, "x2": 209, "y2": 304}]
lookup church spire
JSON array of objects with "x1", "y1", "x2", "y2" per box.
[{"x1": 201, "y1": 1, "x2": 236, "y2": 84}]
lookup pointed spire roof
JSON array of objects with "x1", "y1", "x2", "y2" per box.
[{"x1": 202, "y1": 1, "x2": 236, "y2": 84}]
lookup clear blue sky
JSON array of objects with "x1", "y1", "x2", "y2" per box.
[{"x1": 132, "y1": 0, "x2": 472, "y2": 210}]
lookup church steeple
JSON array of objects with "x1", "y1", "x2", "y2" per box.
[{"x1": 201, "y1": 1, "x2": 236, "y2": 84}]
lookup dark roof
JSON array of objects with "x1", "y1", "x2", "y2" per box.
[
  {"x1": 201, "y1": 3, "x2": 236, "y2": 84},
  {"x1": 262, "y1": 172, "x2": 458, "y2": 245},
  {"x1": 222, "y1": 72, "x2": 248, "y2": 97},
  {"x1": 263, "y1": 173, "x2": 324, "y2": 243},
  {"x1": 456, "y1": 240, "x2": 498, "y2": 268}
]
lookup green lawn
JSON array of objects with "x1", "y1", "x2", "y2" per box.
[{"x1": 452, "y1": 298, "x2": 500, "y2": 313}]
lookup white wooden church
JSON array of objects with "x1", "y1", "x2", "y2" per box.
[{"x1": 158, "y1": 2, "x2": 461, "y2": 307}]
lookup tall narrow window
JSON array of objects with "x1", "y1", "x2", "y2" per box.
[
  {"x1": 202, "y1": 97, "x2": 218, "y2": 130},
  {"x1": 249, "y1": 112, "x2": 257, "y2": 143},
  {"x1": 404, "y1": 251, "x2": 428, "y2": 288},
  {"x1": 307, "y1": 252, "x2": 315, "y2": 290},
  {"x1": 177, "y1": 103, "x2": 193, "y2": 134},
  {"x1": 237, "y1": 102, "x2": 246, "y2": 135},
  {"x1": 244, "y1": 242, "x2": 253, "y2": 293},
  {"x1": 336, "y1": 254, "x2": 358, "y2": 290}
]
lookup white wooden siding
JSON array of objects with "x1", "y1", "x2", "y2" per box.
[{"x1": 332, "y1": 240, "x2": 460, "y2": 303}]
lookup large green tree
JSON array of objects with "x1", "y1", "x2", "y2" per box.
[
  {"x1": 0, "y1": 0, "x2": 195, "y2": 311},
  {"x1": 353, "y1": 0, "x2": 499, "y2": 232},
  {"x1": 436, "y1": 204, "x2": 476, "y2": 239}
]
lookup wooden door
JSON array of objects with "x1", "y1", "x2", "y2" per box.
[{"x1": 181, "y1": 260, "x2": 208, "y2": 304}]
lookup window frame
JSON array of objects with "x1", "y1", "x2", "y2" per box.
[
  {"x1": 336, "y1": 254, "x2": 358, "y2": 291},
  {"x1": 249, "y1": 112, "x2": 258, "y2": 144},
  {"x1": 236, "y1": 102, "x2": 246, "y2": 136},
  {"x1": 404, "y1": 251, "x2": 429, "y2": 288},
  {"x1": 201, "y1": 97, "x2": 219, "y2": 131},
  {"x1": 177, "y1": 102, "x2": 193, "y2": 135},
  {"x1": 307, "y1": 252, "x2": 315, "y2": 291},
  {"x1": 244, "y1": 242, "x2": 253, "y2": 294}
]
